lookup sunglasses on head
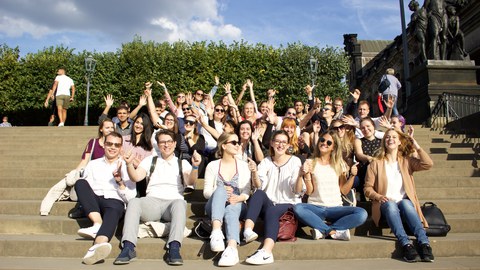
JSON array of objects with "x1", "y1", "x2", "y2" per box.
[
  {"x1": 185, "y1": 120, "x2": 196, "y2": 126},
  {"x1": 319, "y1": 137, "x2": 333, "y2": 146}
]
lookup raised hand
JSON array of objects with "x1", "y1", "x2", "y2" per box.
[
  {"x1": 145, "y1": 82, "x2": 152, "y2": 90},
  {"x1": 342, "y1": 115, "x2": 357, "y2": 127},
  {"x1": 267, "y1": 88, "x2": 276, "y2": 98},
  {"x1": 304, "y1": 85, "x2": 313, "y2": 96},
  {"x1": 112, "y1": 162, "x2": 123, "y2": 181},
  {"x1": 138, "y1": 95, "x2": 147, "y2": 107},
  {"x1": 350, "y1": 162, "x2": 359, "y2": 176},
  {"x1": 185, "y1": 92, "x2": 193, "y2": 105},
  {"x1": 247, "y1": 157, "x2": 257, "y2": 172},
  {"x1": 324, "y1": 95, "x2": 332, "y2": 104},
  {"x1": 223, "y1": 82, "x2": 231, "y2": 93},
  {"x1": 408, "y1": 125, "x2": 415, "y2": 138},
  {"x1": 144, "y1": 89, "x2": 151, "y2": 97},
  {"x1": 378, "y1": 115, "x2": 392, "y2": 129},
  {"x1": 104, "y1": 94, "x2": 114, "y2": 107},
  {"x1": 156, "y1": 81, "x2": 166, "y2": 89},
  {"x1": 191, "y1": 150, "x2": 201, "y2": 167},
  {"x1": 385, "y1": 95, "x2": 395, "y2": 109},
  {"x1": 303, "y1": 159, "x2": 313, "y2": 175},
  {"x1": 246, "y1": 79, "x2": 253, "y2": 89},
  {"x1": 214, "y1": 75, "x2": 220, "y2": 86},
  {"x1": 251, "y1": 128, "x2": 260, "y2": 141},
  {"x1": 350, "y1": 88, "x2": 361, "y2": 102}
]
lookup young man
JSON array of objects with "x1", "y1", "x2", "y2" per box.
[
  {"x1": 75, "y1": 132, "x2": 136, "y2": 265},
  {"x1": 0, "y1": 116, "x2": 12, "y2": 127},
  {"x1": 45, "y1": 68, "x2": 75, "y2": 127},
  {"x1": 114, "y1": 130, "x2": 201, "y2": 265}
]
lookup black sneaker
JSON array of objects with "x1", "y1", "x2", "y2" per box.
[
  {"x1": 167, "y1": 248, "x2": 183, "y2": 265},
  {"x1": 402, "y1": 244, "x2": 420, "y2": 263},
  {"x1": 113, "y1": 247, "x2": 136, "y2": 265},
  {"x1": 419, "y1": 243, "x2": 434, "y2": 262}
]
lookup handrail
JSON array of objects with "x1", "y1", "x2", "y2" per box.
[{"x1": 429, "y1": 92, "x2": 480, "y2": 131}]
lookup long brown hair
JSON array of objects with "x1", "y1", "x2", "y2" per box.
[{"x1": 375, "y1": 128, "x2": 415, "y2": 160}]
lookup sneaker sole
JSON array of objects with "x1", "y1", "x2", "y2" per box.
[
  {"x1": 77, "y1": 231, "x2": 96, "y2": 240},
  {"x1": 167, "y1": 260, "x2": 184, "y2": 266},
  {"x1": 113, "y1": 257, "x2": 136, "y2": 265},
  {"x1": 218, "y1": 258, "x2": 239, "y2": 267},
  {"x1": 245, "y1": 258, "x2": 274, "y2": 265},
  {"x1": 244, "y1": 234, "x2": 258, "y2": 244},
  {"x1": 403, "y1": 256, "x2": 420, "y2": 263},
  {"x1": 421, "y1": 257, "x2": 434, "y2": 263},
  {"x1": 83, "y1": 244, "x2": 111, "y2": 265}
]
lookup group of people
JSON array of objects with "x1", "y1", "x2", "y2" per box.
[{"x1": 47, "y1": 73, "x2": 435, "y2": 266}]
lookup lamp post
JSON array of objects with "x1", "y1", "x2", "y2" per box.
[
  {"x1": 399, "y1": 0, "x2": 411, "y2": 109},
  {"x1": 309, "y1": 55, "x2": 319, "y2": 100},
  {"x1": 84, "y1": 55, "x2": 96, "y2": 126}
]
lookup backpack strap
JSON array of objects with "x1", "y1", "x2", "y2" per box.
[
  {"x1": 178, "y1": 152, "x2": 185, "y2": 185},
  {"x1": 146, "y1": 156, "x2": 158, "y2": 186}
]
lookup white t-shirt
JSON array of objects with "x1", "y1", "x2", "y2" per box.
[
  {"x1": 308, "y1": 164, "x2": 343, "y2": 207},
  {"x1": 385, "y1": 161, "x2": 406, "y2": 203},
  {"x1": 55, "y1": 75, "x2": 74, "y2": 96},
  {"x1": 140, "y1": 155, "x2": 192, "y2": 200}
]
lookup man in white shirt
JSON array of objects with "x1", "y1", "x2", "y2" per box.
[
  {"x1": 74, "y1": 132, "x2": 136, "y2": 265},
  {"x1": 45, "y1": 68, "x2": 75, "y2": 126},
  {"x1": 114, "y1": 129, "x2": 201, "y2": 266}
]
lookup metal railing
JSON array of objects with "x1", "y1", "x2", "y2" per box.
[{"x1": 429, "y1": 92, "x2": 480, "y2": 131}]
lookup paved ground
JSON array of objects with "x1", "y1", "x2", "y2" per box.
[{"x1": 2, "y1": 257, "x2": 480, "y2": 270}]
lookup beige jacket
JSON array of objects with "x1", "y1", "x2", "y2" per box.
[{"x1": 364, "y1": 148, "x2": 433, "y2": 227}]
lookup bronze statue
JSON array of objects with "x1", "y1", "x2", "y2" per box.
[
  {"x1": 409, "y1": 0, "x2": 428, "y2": 64},
  {"x1": 425, "y1": 0, "x2": 448, "y2": 60},
  {"x1": 446, "y1": 5, "x2": 468, "y2": 59}
]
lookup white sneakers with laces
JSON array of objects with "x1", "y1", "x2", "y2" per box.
[
  {"x1": 245, "y1": 249, "x2": 274, "y2": 265},
  {"x1": 210, "y1": 229, "x2": 225, "y2": 252},
  {"x1": 77, "y1": 224, "x2": 101, "y2": 239},
  {"x1": 82, "y1": 242, "x2": 112, "y2": 265},
  {"x1": 331, "y1": 229, "x2": 351, "y2": 241},
  {"x1": 218, "y1": 246, "x2": 239, "y2": 266},
  {"x1": 243, "y1": 229, "x2": 258, "y2": 243},
  {"x1": 311, "y1": 228, "x2": 324, "y2": 240}
]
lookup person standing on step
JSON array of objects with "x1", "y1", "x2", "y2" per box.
[
  {"x1": 114, "y1": 129, "x2": 201, "y2": 266},
  {"x1": 75, "y1": 132, "x2": 137, "y2": 265},
  {"x1": 364, "y1": 128, "x2": 434, "y2": 263},
  {"x1": 45, "y1": 68, "x2": 75, "y2": 127}
]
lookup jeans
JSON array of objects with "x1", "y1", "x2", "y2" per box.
[
  {"x1": 205, "y1": 187, "x2": 246, "y2": 244},
  {"x1": 380, "y1": 199, "x2": 429, "y2": 246},
  {"x1": 383, "y1": 94, "x2": 399, "y2": 116},
  {"x1": 294, "y1": 203, "x2": 367, "y2": 235}
]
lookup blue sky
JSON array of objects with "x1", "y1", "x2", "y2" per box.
[{"x1": 0, "y1": 0, "x2": 417, "y2": 56}]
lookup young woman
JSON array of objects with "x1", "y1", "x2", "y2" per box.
[
  {"x1": 330, "y1": 119, "x2": 355, "y2": 167},
  {"x1": 364, "y1": 128, "x2": 434, "y2": 263},
  {"x1": 180, "y1": 114, "x2": 206, "y2": 177},
  {"x1": 77, "y1": 119, "x2": 115, "y2": 170},
  {"x1": 243, "y1": 130, "x2": 302, "y2": 265},
  {"x1": 294, "y1": 131, "x2": 367, "y2": 241},
  {"x1": 203, "y1": 133, "x2": 251, "y2": 266},
  {"x1": 122, "y1": 113, "x2": 154, "y2": 168},
  {"x1": 354, "y1": 117, "x2": 382, "y2": 197},
  {"x1": 263, "y1": 118, "x2": 310, "y2": 163},
  {"x1": 236, "y1": 120, "x2": 264, "y2": 164}
]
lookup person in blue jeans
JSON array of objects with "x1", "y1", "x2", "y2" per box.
[
  {"x1": 203, "y1": 132, "x2": 252, "y2": 267},
  {"x1": 364, "y1": 128, "x2": 434, "y2": 263},
  {"x1": 294, "y1": 130, "x2": 367, "y2": 241}
]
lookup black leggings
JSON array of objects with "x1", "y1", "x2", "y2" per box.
[
  {"x1": 245, "y1": 190, "x2": 292, "y2": 241},
  {"x1": 75, "y1": 179, "x2": 125, "y2": 241}
]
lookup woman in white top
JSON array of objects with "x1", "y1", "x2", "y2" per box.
[
  {"x1": 294, "y1": 131, "x2": 367, "y2": 241},
  {"x1": 243, "y1": 130, "x2": 302, "y2": 265},
  {"x1": 203, "y1": 132, "x2": 251, "y2": 266}
]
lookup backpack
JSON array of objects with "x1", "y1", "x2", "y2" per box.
[{"x1": 378, "y1": 75, "x2": 390, "y2": 93}]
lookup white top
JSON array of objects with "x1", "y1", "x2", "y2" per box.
[
  {"x1": 308, "y1": 164, "x2": 343, "y2": 207},
  {"x1": 139, "y1": 155, "x2": 192, "y2": 200},
  {"x1": 54, "y1": 75, "x2": 74, "y2": 96},
  {"x1": 384, "y1": 161, "x2": 406, "y2": 203},
  {"x1": 257, "y1": 155, "x2": 302, "y2": 204},
  {"x1": 203, "y1": 159, "x2": 251, "y2": 200},
  {"x1": 83, "y1": 157, "x2": 136, "y2": 203}
]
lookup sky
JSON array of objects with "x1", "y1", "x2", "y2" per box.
[{"x1": 0, "y1": 0, "x2": 417, "y2": 56}]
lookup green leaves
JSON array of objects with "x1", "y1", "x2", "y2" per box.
[{"x1": 0, "y1": 40, "x2": 349, "y2": 120}]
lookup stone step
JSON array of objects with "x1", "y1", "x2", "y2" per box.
[
  {"x1": 415, "y1": 168, "x2": 479, "y2": 177},
  {"x1": 0, "y1": 233, "x2": 478, "y2": 260},
  {"x1": 415, "y1": 176, "x2": 480, "y2": 187},
  {"x1": 416, "y1": 187, "x2": 480, "y2": 199}
]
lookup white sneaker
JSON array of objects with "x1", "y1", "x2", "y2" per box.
[
  {"x1": 218, "y1": 246, "x2": 239, "y2": 267},
  {"x1": 245, "y1": 249, "x2": 274, "y2": 265},
  {"x1": 243, "y1": 229, "x2": 258, "y2": 243},
  {"x1": 58, "y1": 122, "x2": 64, "y2": 127},
  {"x1": 82, "y1": 242, "x2": 112, "y2": 265},
  {"x1": 331, "y1": 229, "x2": 351, "y2": 241},
  {"x1": 311, "y1": 228, "x2": 324, "y2": 240},
  {"x1": 77, "y1": 224, "x2": 100, "y2": 239},
  {"x1": 210, "y1": 229, "x2": 225, "y2": 252}
]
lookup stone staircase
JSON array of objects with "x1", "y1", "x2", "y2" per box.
[{"x1": 0, "y1": 126, "x2": 479, "y2": 265}]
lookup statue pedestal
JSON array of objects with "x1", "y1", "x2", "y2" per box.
[{"x1": 404, "y1": 60, "x2": 480, "y2": 124}]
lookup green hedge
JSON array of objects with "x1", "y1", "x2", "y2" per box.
[{"x1": 0, "y1": 38, "x2": 349, "y2": 124}]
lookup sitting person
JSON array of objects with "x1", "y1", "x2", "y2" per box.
[
  {"x1": 243, "y1": 130, "x2": 302, "y2": 265},
  {"x1": 114, "y1": 130, "x2": 201, "y2": 265},
  {"x1": 294, "y1": 131, "x2": 367, "y2": 240},
  {"x1": 74, "y1": 132, "x2": 136, "y2": 265},
  {"x1": 364, "y1": 128, "x2": 434, "y2": 263},
  {"x1": 203, "y1": 132, "x2": 251, "y2": 266}
]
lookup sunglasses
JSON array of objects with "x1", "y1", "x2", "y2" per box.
[
  {"x1": 226, "y1": 140, "x2": 240, "y2": 146},
  {"x1": 177, "y1": 95, "x2": 185, "y2": 98},
  {"x1": 321, "y1": 108, "x2": 331, "y2": 112},
  {"x1": 182, "y1": 107, "x2": 191, "y2": 111},
  {"x1": 287, "y1": 112, "x2": 296, "y2": 116},
  {"x1": 196, "y1": 92, "x2": 204, "y2": 96},
  {"x1": 185, "y1": 120, "x2": 196, "y2": 126},
  {"x1": 319, "y1": 137, "x2": 333, "y2": 146},
  {"x1": 105, "y1": 141, "x2": 122, "y2": 148},
  {"x1": 331, "y1": 125, "x2": 345, "y2": 131},
  {"x1": 215, "y1": 108, "x2": 225, "y2": 113}
]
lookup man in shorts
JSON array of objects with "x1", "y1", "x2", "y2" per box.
[{"x1": 48, "y1": 68, "x2": 75, "y2": 126}]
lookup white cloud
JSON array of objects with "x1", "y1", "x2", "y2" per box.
[
  {"x1": 0, "y1": 15, "x2": 52, "y2": 38},
  {"x1": 218, "y1": 24, "x2": 241, "y2": 40}
]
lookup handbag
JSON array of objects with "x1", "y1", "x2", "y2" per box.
[
  {"x1": 378, "y1": 75, "x2": 390, "y2": 93},
  {"x1": 277, "y1": 208, "x2": 298, "y2": 242},
  {"x1": 422, "y1": 202, "x2": 451, "y2": 237}
]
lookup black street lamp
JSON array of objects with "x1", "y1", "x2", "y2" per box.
[
  {"x1": 84, "y1": 55, "x2": 96, "y2": 126},
  {"x1": 309, "y1": 55, "x2": 318, "y2": 99}
]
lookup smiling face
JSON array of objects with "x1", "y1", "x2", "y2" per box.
[
  {"x1": 214, "y1": 105, "x2": 225, "y2": 120},
  {"x1": 222, "y1": 134, "x2": 240, "y2": 156},
  {"x1": 184, "y1": 116, "x2": 196, "y2": 132},
  {"x1": 239, "y1": 122, "x2": 252, "y2": 141},
  {"x1": 100, "y1": 121, "x2": 114, "y2": 137},
  {"x1": 294, "y1": 101, "x2": 304, "y2": 114},
  {"x1": 391, "y1": 117, "x2": 402, "y2": 130},
  {"x1": 133, "y1": 117, "x2": 144, "y2": 135},
  {"x1": 164, "y1": 115, "x2": 175, "y2": 130},
  {"x1": 282, "y1": 124, "x2": 295, "y2": 138},
  {"x1": 358, "y1": 103, "x2": 370, "y2": 119},
  {"x1": 157, "y1": 133, "x2": 176, "y2": 159},
  {"x1": 243, "y1": 102, "x2": 255, "y2": 117},
  {"x1": 360, "y1": 119, "x2": 375, "y2": 138},
  {"x1": 194, "y1": 90, "x2": 204, "y2": 102},
  {"x1": 182, "y1": 105, "x2": 192, "y2": 116},
  {"x1": 285, "y1": 108, "x2": 296, "y2": 119},
  {"x1": 117, "y1": 108, "x2": 129, "y2": 122},
  {"x1": 104, "y1": 135, "x2": 122, "y2": 160},
  {"x1": 317, "y1": 133, "x2": 334, "y2": 155},
  {"x1": 271, "y1": 133, "x2": 290, "y2": 156},
  {"x1": 384, "y1": 129, "x2": 401, "y2": 152},
  {"x1": 321, "y1": 104, "x2": 334, "y2": 119},
  {"x1": 331, "y1": 121, "x2": 345, "y2": 138},
  {"x1": 260, "y1": 102, "x2": 269, "y2": 114}
]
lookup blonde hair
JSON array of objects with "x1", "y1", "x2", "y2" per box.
[
  {"x1": 386, "y1": 68, "x2": 395, "y2": 75},
  {"x1": 312, "y1": 131, "x2": 347, "y2": 177},
  {"x1": 215, "y1": 132, "x2": 236, "y2": 158},
  {"x1": 330, "y1": 119, "x2": 354, "y2": 158},
  {"x1": 375, "y1": 128, "x2": 415, "y2": 160}
]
